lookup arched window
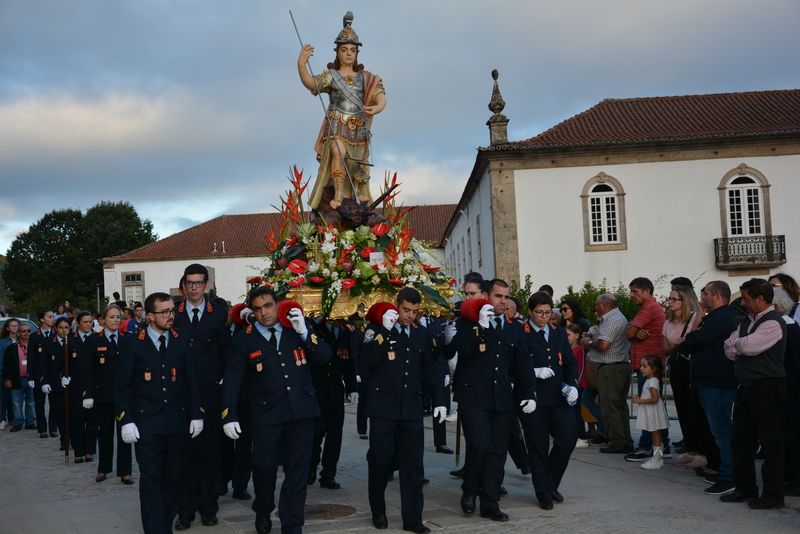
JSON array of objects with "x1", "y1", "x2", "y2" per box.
[
  {"x1": 581, "y1": 172, "x2": 627, "y2": 251},
  {"x1": 718, "y1": 164, "x2": 772, "y2": 238}
]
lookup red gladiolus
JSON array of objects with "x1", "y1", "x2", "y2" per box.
[
  {"x1": 288, "y1": 259, "x2": 307, "y2": 274},
  {"x1": 246, "y1": 277, "x2": 262, "y2": 284},
  {"x1": 360, "y1": 247, "x2": 375, "y2": 258},
  {"x1": 422, "y1": 265, "x2": 440, "y2": 272},
  {"x1": 448, "y1": 278, "x2": 456, "y2": 286},
  {"x1": 309, "y1": 276, "x2": 325, "y2": 284},
  {"x1": 389, "y1": 278, "x2": 404, "y2": 285},
  {"x1": 285, "y1": 236, "x2": 299, "y2": 249},
  {"x1": 341, "y1": 278, "x2": 356, "y2": 290},
  {"x1": 371, "y1": 223, "x2": 388, "y2": 236},
  {"x1": 288, "y1": 277, "x2": 305, "y2": 287}
]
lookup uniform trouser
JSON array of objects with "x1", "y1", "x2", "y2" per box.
[
  {"x1": 251, "y1": 419, "x2": 314, "y2": 534},
  {"x1": 459, "y1": 405, "x2": 510, "y2": 513},
  {"x1": 432, "y1": 385, "x2": 451, "y2": 448},
  {"x1": 356, "y1": 379, "x2": 369, "y2": 435},
  {"x1": 517, "y1": 404, "x2": 576, "y2": 503},
  {"x1": 68, "y1": 395, "x2": 95, "y2": 457},
  {"x1": 596, "y1": 363, "x2": 632, "y2": 449},
  {"x1": 179, "y1": 409, "x2": 222, "y2": 518},
  {"x1": 34, "y1": 387, "x2": 57, "y2": 433},
  {"x1": 784, "y1": 382, "x2": 800, "y2": 486},
  {"x1": 48, "y1": 390, "x2": 67, "y2": 448},
  {"x1": 367, "y1": 416, "x2": 425, "y2": 525},
  {"x1": 95, "y1": 401, "x2": 132, "y2": 476},
  {"x1": 507, "y1": 414, "x2": 530, "y2": 471},
  {"x1": 732, "y1": 378, "x2": 786, "y2": 501},
  {"x1": 311, "y1": 401, "x2": 345, "y2": 481},
  {"x1": 221, "y1": 403, "x2": 252, "y2": 492},
  {"x1": 135, "y1": 432, "x2": 185, "y2": 534}
]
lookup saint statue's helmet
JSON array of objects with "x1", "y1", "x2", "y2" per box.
[{"x1": 334, "y1": 11, "x2": 361, "y2": 46}]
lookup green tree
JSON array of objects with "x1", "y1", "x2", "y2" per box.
[{"x1": 3, "y1": 202, "x2": 157, "y2": 312}]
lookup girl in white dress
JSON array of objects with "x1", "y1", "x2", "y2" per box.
[{"x1": 634, "y1": 354, "x2": 670, "y2": 469}]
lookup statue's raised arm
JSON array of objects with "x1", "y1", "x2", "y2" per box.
[{"x1": 297, "y1": 12, "x2": 386, "y2": 217}]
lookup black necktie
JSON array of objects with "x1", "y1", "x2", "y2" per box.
[
  {"x1": 191, "y1": 308, "x2": 199, "y2": 331},
  {"x1": 158, "y1": 334, "x2": 166, "y2": 358},
  {"x1": 83, "y1": 334, "x2": 88, "y2": 342},
  {"x1": 538, "y1": 329, "x2": 546, "y2": 340},
  {"x1": 400, "y1": 327, "x2": 409, "y2": 344},
  {"x1": 494, "y1": 317, "x2": 502, "y2": 332},
  {"x1": 110, "y1": 333, "x2": 117, "y2": 349},
  {"x1": 268, "y1": 327, "x2": 277, "y2": 348}
]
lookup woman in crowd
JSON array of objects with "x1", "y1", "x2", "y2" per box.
[
  {"x1": 65, "y1": 311, "x2": 98, "y2": 463},
  {"x1": 85, "y1": 305, "x2": 133, "y2": 484},
  {"x1": 772, "y1": 288, "x2": 800, "y2": 494},
  {"x1": 559, "y1": 299, "x2": 591, "y2": 333},
  {"x1": 42, "y1": 317, "x2": 72, "y2": 450},
  {"x1": 566, "y1": 324, "x2": 590, "y2": 448},
  {"x1": 0, "y1": 318, "x2": 21, "y2": 428},
  {"x1": 769, "y1": 273, "x2": 800, "y2": 323},
  {"x1": 549, "y1": 309, "x2": 562, "y2": 328}
]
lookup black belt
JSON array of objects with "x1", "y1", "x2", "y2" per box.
[{"x1": 596, "y1": 361, "x2": 629, "y2": 369}]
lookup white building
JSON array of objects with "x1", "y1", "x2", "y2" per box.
[
  {"x1": 444, "y1": 83, "x2": 800, "y2": 297},
  {"x1": 103, "y1": 206, "x2": 455, "y2": 306}
]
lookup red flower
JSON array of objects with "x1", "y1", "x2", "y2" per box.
[
  {"x1": 309, "y1": 276, "x2": 325, "y2": 284},
  {"x1": 360, "y1": 247, "x2": 375, "y2": 258},
  {"x1": 389, "y1": 278, "x2": 404, "y2": 285},
  {"x1": 372, "y1": 262, "x2": 387, "y2": 270},
  {"x1": 285, "y1": 236, "x2": 299, "y2": 249},
  {"x1": 341, "y1": 278, "x2": 356, "y2": 290},
  {"x1": 422, "y1": 265, "x2": 440, "y2": 272},
  {"x1": 246, "y1": 277, "x2": 262, "y2": 284},
  {"x1": 340, "y1": 259, "x2": 354, "y2": 272},
  {"x1": 371, "y1": 223, "x2": 389, "y2": 236},
  {"x1": 287, "y1": 277, "x2": 306, "y2": 287},
  {"x1": 288, "y1": 259, "x2": 308, "y2": 275},
  {"x1": 277, "y1": 258, "x2": 289, "y2": 268},
  {"x1": 448, "y1": 278, "x2": 456, "y2": 286}
]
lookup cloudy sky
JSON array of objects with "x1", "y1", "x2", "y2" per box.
[{"x1": 2, "y1": 0, "x2": 798, "y2": 255}]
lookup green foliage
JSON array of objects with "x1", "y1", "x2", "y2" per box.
[
  {"x1": 4, "y1": 202, "x2": 157, "y2": 313},
  {"x1": 509, "y1": 274, "x2": 533, "y2": 318},
  {"x1": 557, "y1": 279, "x2": 639, "y2": 324}
]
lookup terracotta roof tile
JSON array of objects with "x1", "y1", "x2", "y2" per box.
[
  {"x1": 487, "y1": 89, "x2": 800, "y2": 150},
  {"x1": 105, "y1": 205, "x2": 456, "y2": 263}
]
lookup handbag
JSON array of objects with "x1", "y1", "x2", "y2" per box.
[
  {"x1": 668, "y1": 319, "x2": 692, "y2": 376},
  {"x1": 585, "y1": 357, "x2": 599, "y2": 390}
]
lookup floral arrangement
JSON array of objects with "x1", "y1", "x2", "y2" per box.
[{"x1": 247, "y1": 167, "x2": 455, "y2": 317}]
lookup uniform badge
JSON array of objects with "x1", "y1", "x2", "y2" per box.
[
  {"x1": 72, "y1": 352, "x2": 77, "y2": 358},
  {"x1": 171, "y1": 368, "x2": 177, "y2": 382},
  {"x1": 479, "y1": 344, "x2": 486, "y2": 352},
  {"x1": 388, "y1": 351, "x2": 396, "y2": 361},
  {"x1": 144, "y1": 372, "x2": 151, "y2": 381},
  {"x1": 97, "y1": 347, "x2": 107, "y2": 352},
  {"x1": 363, "y1": 329, "x2": 375, "y2": 343},
  {"x1": 256, "y1": 362, "x2": 263, "y2": 372},
  {"x1": 558, "y1": 352, "x2": 563, "y2": 366},
  {"x1": 51, "y1": 355, "x2": 55, "y2": 361},
  {"x1": 250, "y1": 350, "x2": 262, "y2": 359},
  {"x1": 99, "y1": 357, "x2": 106, "y2": 364}
]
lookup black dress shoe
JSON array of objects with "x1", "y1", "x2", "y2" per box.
[
  {"x1": 423, "y1": 478, "x2": 429, "y2": 485},
  {"x1": 539, "y1": 501, "x2": 554, "y2": 510},
  {"x1": 552, "y1": 489, "x2": 564, "y2": 503},
  {"x1": 200, "y1": 514, "x2": 218, "y2": 526},
  {"x1": 435, "y1": 446, "x2": 454, "y2": 454},
  {"x1": 720, "y1": 490, "x2": 758, "y2": 503},
  {"x1": 460, "y1": 493, "x2": 476, "y2": 514},
  {"x1": 308, "y1": 468, "x2": 317, "y2": 485},
  {"x1": 319, "y1": 478, "x2": 341, "y2": 489},
  {"x1": 748, "y1": 496, "x2": 784, "y2": 509},
  {"x1": 25, "y1": 424, "x2": 37, "y2": 430},
  {"x1": 255, "y1": 516, "x2": 272, "y2": 533},
  {"x1": 499, "y1": 486, "x2": 508, "y2": 495},
  {"x1": 232, "y1": 489, "x2": 251, "y2": 500},
  {"x1": 50, "y1": 432, "x2": 58, "y2": 438},
  {"x1": 9, "y1": 425, "x2": 21, "y2": 432},
  {"x1": 480, "y1": 509, "x2": 509, "y2": 521},
  {"x1": 174, "y1": 517, "x2": 191, "y2": 531},
  {"x1": 95, "y1": 474, "x2": 107, "y2": 483},
  {"x1": 85, "y1": 456, "x2": 94, "y2": 462},
  {"x1": 520, "y1": 466, "x2": 531, "y2": 475},
  {"x1": 121, "y1": 477, "x2": 134, "y2": 485},
  {"x1": 219, "y1": 483, "x2": 228, "y2": 496},
  {"x1": 40, "y1": 432, "x2": 48, "y2": 438},
  {"x1": 359, "y1": 433, "x2": 368, "y2": 440},
  {"x1": 599, "y1": 444, "x2": 634, "y2": 454},
  {"x1": 402, "y1": 523, "x2": 431, "y2": 533},
  {"x1": 372, "y1": 514, "x2": 388, "y2": 529},
  {"x1": 74, "y1": 458, "x2": 84, "y2": 464},
  {"x1": 60, "y1": 446, "x2": 65, "y2": 451},
  {"x1": 450, "y1": 467, "x2": 464, "y2": 478}
]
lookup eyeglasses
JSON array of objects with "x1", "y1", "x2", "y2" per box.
[
  {"x1": 531, "y1": 309, "x2": 552, "y2": 317},
  {"x1": 18, "y1": 329, "x2": 31, "y2": 333},
  {"x1": 184, "y1": 280, "x2": 207, "y2": 288},
  {"x1": 151, "y1": 308, "x2": 176, "y2": 317},
  {"x1": 560, "y1": 307, "x2": 571, "y2": 312},
  {"x1": 667, "y1": 297, "x2": 683, "y2": 302},
  {"x1": 771, "y1": 283, "x2": 783, "y2": 288}
]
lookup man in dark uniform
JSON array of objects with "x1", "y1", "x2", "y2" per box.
[
  {"x1": 41, "y1": 317, "x2": 72, "y2": 450},
  {"x1": 363, "y1": 288, "x2": 446, "y2": 533},
  {"x1": 221, "y1": 286, "x2": 331, "y2": 534},
  {"x1": 115, "y1": 292, "x2": 203, "y2": 534},
  {"x1": 516, "y1": 292, "x2": 579, "y2": 510},
  {"x1": 62, "y1": 311, "x2": 97, "y2": 463},
  {"x1": 31, "y1": 309, "x2": 56, "y2": 436},
  {"x1": 173, "y1": 264, "x2": 232, "y2": 529},
  {"x1": 308, "y1": 319, "x2": 359, "y2": 489},
  {"x1": 447, "y1": 279, "x2": 537, "y2": 521},
  {"x1": 419, "y1": 316, "x2": 453, "y2": 454}
]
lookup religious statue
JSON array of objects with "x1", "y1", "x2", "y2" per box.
[{"x1": 297, "y1": 12, "x2": 386, "y2": 221}]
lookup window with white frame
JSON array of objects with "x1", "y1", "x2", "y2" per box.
[
  {"x1": 726, "y1": 175, "x2": 764, "y2": 236},
  {"x1": 581, "y1": 172, "x2": 627, "y2": 251}
]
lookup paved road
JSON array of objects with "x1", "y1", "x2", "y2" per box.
[{"x1": 1, "y1": 403, "x2": 797, "y2": 533}]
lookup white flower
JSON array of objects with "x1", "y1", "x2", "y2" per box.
[
  {"x1": 308, "y1": 261, "x2": 320, "y2": 272},
  {"x1": 342, "y1": 230, "x2": 355, "y2": 242},
  {"x1": 326, "y1": 257, "x2": 337, "y2": 267},
  {"x1": 320, "y1": 241, "x2": 336, "y2": 254},
  {"x1": 331, "y1": 271, "x2": 340, "y2": 280},
  {"x1": 322, "y1": 268, "x2": 331, "y2": 277},
  {"x1": 331, "y1": 279, "x2": 343, "y2": 292},
  {"x1": 371, "y1": 275, "x2": 381, "y2": 284},
  {"x1": 324, "y1": 232, "x2": 336, "y2": 242},
  {"x1": 395, "y1": 252, "x2": 406, "y2": 263},
  {"x1": 377, "y1": 263, "x2": 388, "y2": 274}
]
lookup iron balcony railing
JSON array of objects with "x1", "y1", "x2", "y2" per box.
[{"x1": 714, "y1": 235, "x2": 786, "y2": 265}]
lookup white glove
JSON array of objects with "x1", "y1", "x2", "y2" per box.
[
  {"x1": 433, "y1": 406, "x2": 447, "y2": 424},
  {"x1": 219, "y1": 378, "x2": 223, "y2": 385},
  {"x1": 121, "y1": 422, "x2": 140, "y2": 444},
  {"x1": 445, "y1": 375, "x2": 451, "y2": 388},
  {"x1": 42, "y1": 384, "x2": 52, "y2": 394},
  {"x1": 534, "y1": 367, "x2": 555, "y2": 379},
  {"x1": 83, "y1": 398, "x2": 94, "y2": 409},
  {"x1": 349, "y1": 392, "x2": 359, "y2": 406},
  {"x1": 478, "y1": 304, "x2": 495, "y2": 329},
  {"x1": 224, "y1": 421, "x2": 241, "y2": 440},
  {"x1": 567, "y1": 386, "x2": 579, "y2": 405},
  {"x1": 189, "y1": 419, "x2": 204, "y2": 438},
  {"x1": 520, "y1": 399, "x2": 537, "y2": 413},
  {"x1": 444, "y1": 323, "x2": 457, "y2": 344},
  {"x1": 356, "y1": 375, "x2": 361, "y2": 383},
  {"x1": 61, "y1": 376, "x2": 71, "y2": 388},
  {"x1": 382, "y1": 309, "x2": 399, "y2": 330},
  {"x1": 287, "y1": 308, "x2": 307, "y2": 336},
  {"x1": 28, "y1": 380, "x2": 34, "y2": 389}
]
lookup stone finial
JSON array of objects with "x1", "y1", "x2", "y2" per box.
[{"x1": 487, "y1": 69, "x2": 509, "y2": 146}]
